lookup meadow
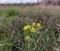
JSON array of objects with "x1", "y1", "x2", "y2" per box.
[{"x1": 0, "y1": 4, "x2": 60, "y2": 51}]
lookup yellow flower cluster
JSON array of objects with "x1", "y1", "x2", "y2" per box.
[
  {"x1": 23, "y1": 23, "x2": 42, "y2": 33},
  {"x1": 23, "y1": 25, "x2": 36, "y2": 33},
  {"x1": 23, "y1": 25, "x2": 30, "y2": 30},
  {"x1": 36, "y1": 23, "x2": 42, "y2": 28},
  {"x1": 32, "y1": 22, "x2": 42, "y2": 28},
  {"x1": 30, "y1": 27, "x2": 36, "y2": 33}
]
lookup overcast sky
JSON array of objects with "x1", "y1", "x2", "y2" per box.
[{"x1": 0, "y1": 0, "x2": 41, "y2": 4}]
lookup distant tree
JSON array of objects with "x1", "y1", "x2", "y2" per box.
[{"x1": 42, "y1": 0, "x2": 60, "y2": 5}]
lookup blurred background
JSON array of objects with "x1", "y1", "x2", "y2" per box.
[
  {"x1": 0, "y1": 0, "x2": 41, "y2": 4},
  {"x1": 0, "y1": 0, "x2": 60, "y2": 5}
]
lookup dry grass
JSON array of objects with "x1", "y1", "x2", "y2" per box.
[{"x1": 0, "y1": 4, "x2": 60, "y2": 10}]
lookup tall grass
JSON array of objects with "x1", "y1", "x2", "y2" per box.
[{"x1": 0, "y1": 9, "x2": 20, "y2": 16}]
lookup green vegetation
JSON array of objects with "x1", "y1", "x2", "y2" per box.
[
  {"x1": 0, "y1": 5, "x2": 60, "y2": 51},
  {"x1": 0, "y1": 9, "x2": 19, "y2": 16}
]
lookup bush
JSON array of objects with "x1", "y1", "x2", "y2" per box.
[{"x1": 6, "y1": 9, "x2": 19, "y2": 16}]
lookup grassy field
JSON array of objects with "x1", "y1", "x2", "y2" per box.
[{"x1": 0, "y1": 4, "x2": 60, "y2": 51}]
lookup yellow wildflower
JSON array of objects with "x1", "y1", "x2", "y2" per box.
[
  {"x1": 27, "y1": 25, "x2": 30, "y2": 28},
  {"x1": 23, "y1": 25, "x2": 30, "y2": 30},
  {"x1": 30, "y1": 27, "x2": 36, "y2": 32},
  {"x1": 32, "y1": 23, "x2": 36, "y2": 26},
  {"x1": 25, "y1": 36, "x2": 30, "y2": 40},
  {"x1": 36, "y1": 23, "x2": 42, "y2": 28}
]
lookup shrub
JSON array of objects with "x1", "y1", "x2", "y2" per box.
[{"x1": 6, "y1": 9, "x2": 19, "y2": 16}]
